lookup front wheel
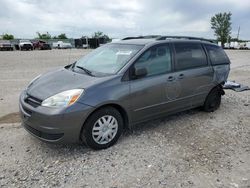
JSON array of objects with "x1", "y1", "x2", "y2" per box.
[
  {"x1": 203, "y1": 87, "x2": 222, "y2": 112},
  {"x1": 81, "y1": 107, "x2": 124, "y2": 150}
]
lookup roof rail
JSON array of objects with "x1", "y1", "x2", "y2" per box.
[
  {"x1": 122, "y1": 35, "x2": 160, "y2": 40},
  {"x1": 156, "y1": 36, "x2": 216, "y2": 43}
]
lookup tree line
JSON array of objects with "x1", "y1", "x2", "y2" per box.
[
  {"x1": 1, "y1": 31, "x2": 110, "y2": 40},
  {"x1": 1, "y1": 12, "x2": 238, "y2": 46},
  {"x1": 36, "y1": 32, "x2": 68, "y2": 40}
]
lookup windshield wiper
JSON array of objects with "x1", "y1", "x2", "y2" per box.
[{"x1": 76, "y1": 66, "x2": 94, "y2": 76}]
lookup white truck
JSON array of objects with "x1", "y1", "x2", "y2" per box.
[
  {"x1": 224, "y1": 43, "x2": 230, "y2": 49},
  {"x1": 52, "y1": 41, "x2": 72, "y2": 49},
  {"x1": 229, "y1": 41, "x2": 238, "y2": 49},
  {"x1": 245, "y1": 42, "x2": 250, "y2": 49},
  {"x1": 19, "y1": 39, "x2": 33, "y2": 50},
  {"x1": 231, "y1": 42, "x2": 249, "y2": 49}
]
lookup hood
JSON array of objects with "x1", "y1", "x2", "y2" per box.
[
  {"x1": 26, "y1": 68, "x2": 107, "y2": 100},
  {"x1": 20, "y1": 42, "x2": 32, "y2": 44}
]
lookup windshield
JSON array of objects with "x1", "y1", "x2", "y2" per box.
[{"x1": 75, "y1": 43, "x2": 143, "y2": 74}]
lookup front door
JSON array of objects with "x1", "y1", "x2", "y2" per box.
[{"x1": 129, "y1": 44, "x2": 174, "y2": 123}]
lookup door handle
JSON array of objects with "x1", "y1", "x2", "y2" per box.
[
  {"x1": 167, "y1": 76, "x2": 175, "y2": 81},
  {"x1": 178, "y1": 74, "x2": 184, "y2": 79}
]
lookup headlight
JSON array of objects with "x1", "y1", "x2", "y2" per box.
[{"x1": 41, "y1": 89, "x2": 84, "y2": 108}]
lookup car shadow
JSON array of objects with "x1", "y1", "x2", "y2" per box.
[
  {"x1": 124, "y1": 108, "x2": 203, "y2": 136},
  {"x1": 35, "y1": 107, "x2": 204, "y2": 156}
]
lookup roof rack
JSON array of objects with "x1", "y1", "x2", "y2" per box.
[
  {"x1": 122, "y1": 35, "x2": 160, "y2": 40},
  {"x1": 156, "y1": 36, "x2": 216, "y2": 43},
  {"x1": 122, "y1": 35, "x2": 216, "y2": 43}
]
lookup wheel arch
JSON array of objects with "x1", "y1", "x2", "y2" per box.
[
  {"x1": 79, "y1": 103, "x2": 130, "y2": 142},
  {"x1": 210, "y1": 83, "x2": 225, "y2": 95}
]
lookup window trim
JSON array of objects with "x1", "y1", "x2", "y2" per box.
[
  {"x1": 204, "y1": 44, "x2": 230, "y2": 66},
  {"x1": 173, "y1": 42, "x2": 209, "y2": 71}
]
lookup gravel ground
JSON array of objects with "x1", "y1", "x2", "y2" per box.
[
  {"x1": 0, "y1": 49, "x2": 249, "y2": 188},
  {"x1": 0, "y1": 49, "x2": 91, "y2": 118}
]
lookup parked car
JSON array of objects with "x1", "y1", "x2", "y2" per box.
[
  {"x1": 19, "y1": 39, "x2": 33, "y2": 50},
  {"x1": 82, "y1": 44, "x2": 89, "y2": 49},
  {"x1": 224, "y1": 42, "x2": 230, "y2": 49},
  {"x1": 239, "y1": 42, "x2": 249, "y2": 50},
  {"x1": 19, "y1": 36, "x2": 230, "y2": 149},
  {"x1": 0, "y1": 40, "x2": 14, "y2": 51},
  {"x1": 52, "y1": 41, "x2": 72, "y2": 49},
  {"x1": 246, "y1": 42, "x2": 250, "y2": 49},
  {"x1": 32, "y1": 40, "x2": 51, "y2": 50}
]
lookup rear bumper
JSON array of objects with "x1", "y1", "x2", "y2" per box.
[{"x1": 19, "y1": 90, "x2": 94, "y2": 143}]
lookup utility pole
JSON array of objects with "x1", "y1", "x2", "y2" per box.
[{"x1": 237, "y1": 26, "x2": 240, "y2": 40}]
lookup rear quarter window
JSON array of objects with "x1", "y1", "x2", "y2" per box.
[
  {"x1": 205, "y1": 44, "x2": 230, "y2": 65},
  {"x1": 174, "y1": 43, "x2": 207, "y2": 70}
]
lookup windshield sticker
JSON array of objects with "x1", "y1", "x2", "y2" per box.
[{"x1": 116, "y1": 51, "x2": 132, "y2": 55}]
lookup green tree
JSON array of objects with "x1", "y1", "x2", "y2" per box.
[
  {"x1": 57, "y1": 33, "x2": 68, "y2": 39},
  {"x1": 36, "y1": 32, "x2": 51, "y2": 39},
  {"x1": 92, "y1": 31, "x2": 110, "y2": 40},
  {"x1": 2, "y1": 33, "x2": 14, "y2": 40},
  {"x1": 211, "y1": 12, "x2": 232, "y2": 47}
]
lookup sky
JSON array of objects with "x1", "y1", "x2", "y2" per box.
[{"x1": 0, "y1": 0, "x2": 250, "y2": 39}]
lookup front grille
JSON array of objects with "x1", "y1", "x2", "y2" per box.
[
  {"x1": 23, "y1": 44, "x2": 32, "y2": 47},
  {"x1": 25, "y1": 95, "x2": 42, "y2": 108}
]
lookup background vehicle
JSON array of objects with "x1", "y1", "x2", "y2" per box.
[
  {"x1": 32, "y1": 40, "x2": 51, "y2": 50},
  {"x1": 19, "y1": 39, "x2": 33, "y2": 50},
  {"x1": 0, "y1": 40, "x2": 14, "y2": 51},
  {"x1": 246, "y1": 42, "x2": 250, "y2": 49},
  {"x1": 82, "y1": 44, "x2": 89, "y2": 49},
  {"x1": 52, "y1": 41, "x2": 72, "y2": 49},
  {"x1": 19, "y1": 36, "x2": 230, "y2": 150},
  {"x1": 224, "y1": 42, "x2": 230, "y2": 49}
]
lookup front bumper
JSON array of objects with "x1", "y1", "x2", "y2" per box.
[
  {"x1": 0, "y1": 46, "x2": 13, "y2": 51},
  {"x1": 20, "y1": 45, "x2": 33, "y2": 50},
  {"x1": 19, "y1": 91, "x2": 94, "y2": 143}
]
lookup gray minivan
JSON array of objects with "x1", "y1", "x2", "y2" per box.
[{"x1": 19, "y1": 36, "x2": 230, "y2": 149}]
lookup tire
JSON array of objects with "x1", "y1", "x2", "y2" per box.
[
  {"x1": 81, "y1": 107, "x2": 124, "y2": 150},
  {"x1": 203, "y1": 87, "x2": 222, "y2": 112}
]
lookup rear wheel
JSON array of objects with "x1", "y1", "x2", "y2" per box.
[
  {"x1": 203, "y1": 87, "x2": 222, "y2": 112},
  {"x1": 81, "y1": 107, "x2": 124, "y2": 150}
]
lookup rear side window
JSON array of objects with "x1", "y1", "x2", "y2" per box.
[
  {"x1": 174, "y1": 43, "x2": 207, "y2": 70},
  {"x1": 205, "y1": 44, "x2": 230, "y2": 65}
]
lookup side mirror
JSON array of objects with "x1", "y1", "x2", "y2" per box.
[{"x1": 133, "y1": 67, "x2": 147, "y2": 78}]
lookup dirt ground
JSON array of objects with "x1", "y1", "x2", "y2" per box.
[{"x1": 0, "y1": 49, "x2": 249, "y2": 188}]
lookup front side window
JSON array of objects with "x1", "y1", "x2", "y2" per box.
[
  {"x1": 75, "y1": 44, "x2": 143, "y2": 75},
  {"x1": 174, "y1": 43, "x2": 207, "y2": 70},
  {"x1": 205, "y1": 44, "x2": 230, "y2": 65},
  {"x1": 134, "y1": 44, "x2": 172, "y2": 76}
]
